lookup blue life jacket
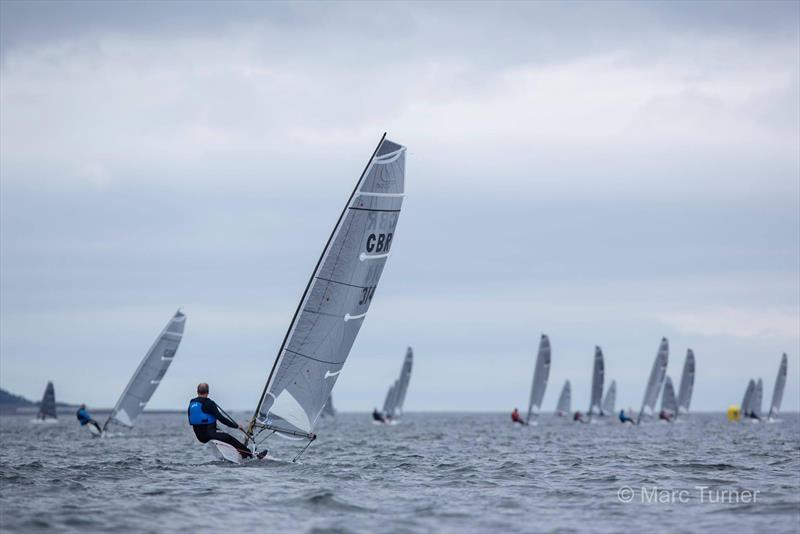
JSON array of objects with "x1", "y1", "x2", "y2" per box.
[
  {"x1": 76, "y1": 408, "x2": 91, "y2": 425},
  {"x1": 188, "y1": 400, "x2": 216, "y2": 425}
]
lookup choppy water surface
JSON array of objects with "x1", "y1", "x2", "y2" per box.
[{"x1": 1, "y1": 413, "x2": 798, "y2": 533}]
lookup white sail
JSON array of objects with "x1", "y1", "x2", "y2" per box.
[
  {"x1": 741, "y1": 379, "x2": 755, "y2": 416},
  {"x1": 677, "y1": 349, "x2": 695, "y2": 414},
  {"x1": 752, "y1": 378, "x2": 763, "y2": 419},
  {"x1": 37, "y1": 381, "x2": 57, "y2": 420},
  {"x1": 104, "y1": 310, "x2": 186, "y2": 430},
  {"x1": 526, "y1": 334, "x2": 551, "y2": 422},
  {"x1": 637, "y1": 337, "x2": 669, "y2": 424},
  {"x1": 602, "y1": 380, "x2": 616, "y2": 416},
  {"x1": 556, "y1": 380, "x2": 571, "y2": 416},
  {"x1": 768, "y1": 353, "x2": 788, "y2": 419},
  {"x1": 589, "y1": 346, "x2": 604, "y2": 416},
  {"x1": 393, "y1": 347, "x2": 414, "y2": 417},
  {"x1": 660, "y1": 376, "x2": 678, "y2": 417},
  {"x1": 248, "y1": 136, "x2": 406, "y2": 441}
]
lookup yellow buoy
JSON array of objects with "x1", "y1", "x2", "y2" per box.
[{"x1": 727, "y1": 405, "x2": 741, "y2": 422}]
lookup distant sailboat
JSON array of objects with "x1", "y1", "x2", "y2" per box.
[
  {"x1": 636, "y1": 338, "x2": 669, "y2": 424},
  {"x1": 588, "y1": 346, "x2": 604, "y2": 416},
  {"x1": 601, "y1": 380, "x2": 616, "y2": 417},
  {"x1": 740, "y1": 379, "x2": 755, "y2": 419},
  {"x1": 240, "y1": 136, "x2": 406, "y2": 461},
  {"x1": 677, "y1": 349, "x2": 695, "y2": 415},
  {"x1": 752, "y1": 378, "x2": 763, "y2": 420},
  {"x1": 93, "y1": 310, "x2": 186, "y2": 436},
  {"x1": 321, "y1": 394, "x2": 336, "y2": 418},
  {"x1": 659, "y1": 376, "x2": 677, "y2": 421},
  {"x1": 378, "y1": 347, "x2": 414, "y2": 423},
  {"x1": 34, "y1": 381, "x2": 57, "y2": 422},
  {"x1": 526, "y1": 334, "x2": 551, "y2": 424},
  {"x1": 555, "y1": 380, "x2": 571, "y2": 416},
  {"x1": 768, "y1": 353, "x2": 788, "y2": 421}
]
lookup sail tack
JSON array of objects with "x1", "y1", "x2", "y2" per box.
[
  {"x1": 105, "y1": 310, "x2": 186, "y2": 429},
  {"x1": 527, "y1": 334, "x2": 551, "y2": 422},
  {"x1": 250, "y1": 136, "x2": 406, "y2": 439},
  {"x1": 602, "y1": 380, "x2": 616, "y2": 416},
  {"x1": 556, "y1": 380, "x2": 571, "y2": 415},
  {"x1": 768, "y1": 353, "x2": 788, "y2": 419},
  {"x1": 677, "y1": 349, "x2": 695, "y2": 415},
  {"x1": 637, "y1": 337, "x2": 669, "y2": 424},
  {"x1": 589, "y1": 346, "x2": 604, "y2": 416},
  {"x1": 37, "y1": 381, "x2": 57, "y2": 420}
]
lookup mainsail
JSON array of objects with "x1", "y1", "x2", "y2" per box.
[
  {"x1": 322, "y1": 394, "x2": 336, "y2": 417},
  {"x1": 556, "y1": 380, "x2": 571, "y2": 415},
  {"x1": 393, "y1": 347, "x2": 414, "y2": 417},
  {"x1": 768, "y1": 353, "x2": 788, "y2": 419},
  {"x1": 589, "y1": 346, "x2": 604, "y2": 416},
  {"x1": 248, "y1": 136, "x2": 406, "y2": 442},
  {"x1": 37, "y1": 381, "x2": 57, "y2": 420},
  {"x1": 637, "y1": 337, "x2": 669, "y2": 424},
  {"x1": 752, "y1": 378, "x2": 763, "y2": 419},
  {"x1": 526, "y1": 334, "x2": 551, "y2": 422},
  {"x1": 677, "y1": 349, "x2": 695, "y2": 414},
  {"x1": 602, "y1": 380, "x2": 616, "y2": 416},
  {"x1": 382, "y1": 383, "x2": 397, "y2": 417},
  {"x1": 741, "y1": 379, "x2": 755, "y2": 415},
  {"x1": 660, "y1": 376, "x2": 678, "y2": 417},
  {"x1": 104, "y1": 309, "x2": 186, "y2": 430}
]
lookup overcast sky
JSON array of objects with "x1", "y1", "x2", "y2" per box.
[{"x1": 1, "y1": 1, "x2": 798, "y2": 414}]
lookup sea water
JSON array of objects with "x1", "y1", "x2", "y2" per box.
[{"x1": 1, "y1": 413, "x2": 798, "y2": 533}]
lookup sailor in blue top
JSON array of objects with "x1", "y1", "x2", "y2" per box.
[
  {"x1": 188, "y1": 383, "x2": 265, "y2": 460},
  {"x1": 76, "y1": 404, "x2": 102, "y2": 432}
]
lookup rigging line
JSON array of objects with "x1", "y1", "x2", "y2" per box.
[
  {"x1": 292, "y1": 435, "x2": 317, "y2": 463},
  {"x1": 247, "y1": 133, "x2": 388, "y2": 438}
]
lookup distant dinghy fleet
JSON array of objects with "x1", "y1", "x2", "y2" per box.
[{"x1": 22, "y1": 135, "x2": 792, "y2": 465}]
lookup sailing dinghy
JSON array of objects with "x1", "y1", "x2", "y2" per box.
[
  {"x1": 601, "y1": 380, "x2": 616, "y2": 417},
  {"x1": 636, "y1": 338, "x2": 669, "y2": 424},
  {"x1": 659, "y1": 376, "x2": 677, "y2": 422},
  {"x1": 677, "y1": 349, "x2": 695, "y2": 415},
  {"x1": 90, "y1": 310, "x2": 186, "y2": 437},
  {"x1": 588, "y1": 346, "x2": 604, "y2": 417},
  {"x1": 555, "y1": 380, "x2": 571, "y2": 416},
  {"x1": 768, "y1": 353, "x2": 788, "y2": 421},
  {"x1": 740, "y1": 379, "x2": 755, "y2": 420},
  {"x1": 233, "y1": 135, "x2": 406, "y2": 462},
  {"x1": 33, "y1": 382, "x2": 58, "y2": 423},
  {"x1": 751, "y1": 378, "x2": 764, "y2": 421},
  {"x1": 376, "y1": 347, "x2": 414, "y2": 424},
  {"x1": 526, "y1": 334, "x2": 551, "y2": 424}
]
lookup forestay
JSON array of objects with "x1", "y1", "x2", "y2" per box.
[
  {"x1": 589, "y1": 346, "x2": 604, "y2": 416},
  {"x1": 104, "y1": 310, "x2": 186, "y2": 430},
  {"x1": 768, "y1": 353, "x2": 788, "y2": 419},
  {"x1": 637, "y1": 338, "x2": 669, "y2": 424},
  {"x1": 527, "y1": 334, "x2": 551, "y2": 422},
  {"x1": 677, "y1": 349, "x2": 695, "y2": 414},
  {"x1": 660, "y1": 376, "x2": 678, "y2": 416},
  {"x1": 37, "y1": 382, "x2": 57, "y2": 420},
  {"x1": 741, "y1": 379, "x2": 755, "y2": 415},
  {"x1": 556, "y1": 380, "x2": 571, "y2": 415},
  {"x1": 602, "y1": 380, "x2": 616, "y2": 416},
  {"x1": 248, "y1": 136, "x2": 407, "y2": 441}
]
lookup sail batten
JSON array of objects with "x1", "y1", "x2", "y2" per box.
[
  {"x1": 527, "y1": 335, "x2": 551, "y2": 422},
  {"x1": 104, "y1": 310, "x2": 186, "y2": 430},
  {"x1": 250, "y1": 136, "x2": 406, "y2": 440}
]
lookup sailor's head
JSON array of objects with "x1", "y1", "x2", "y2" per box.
[
  {"x1": 197, "y1": 383, "x2": 210, "y2": 397},
  {"x1": 80, "y1": 403, "x2": 86, "y2": 409}
]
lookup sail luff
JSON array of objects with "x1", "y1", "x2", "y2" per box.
[
  {"x1": 105, "y1": 309, "x2": 186, "y2": 430},
  {"x1": 527, "y1": 334, "x2": 551, "y2": 422},
  {"x1": 768, "y1": 353, "x2": 788, "y2": 419}
]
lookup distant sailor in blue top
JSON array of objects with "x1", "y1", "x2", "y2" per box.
[
  {"x1": 76, "y1": 403, "x2": 102, "y2": 433},
  {"x1": 618, "y1": 408, "x2": 634, "y2": 424},
  {"x1": 188, "y1": 383, "x2": 266, "y2": 460}
]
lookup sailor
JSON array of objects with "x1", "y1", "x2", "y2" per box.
[
  {"x1": 511, "y1": 408, "x2": 525, "y2": 424},
  {"x1": 618, "y1": 409, "x2": 634, "y2": 424},
  {"x1": 372, "y1": 408, "x2": 385, "y2": 423},
  {"x1": 573, "y1": 410, "x2": 588, "y2": 423},
  {"x1": 76, "y1": 404, "x2": 102, "y2": 433},
  {"x1": 658, "y1": 409, "x2": 673, "y2": 422},
  {"x1": 188, "y1": 383, "x2": 264, "y2": 460}
]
